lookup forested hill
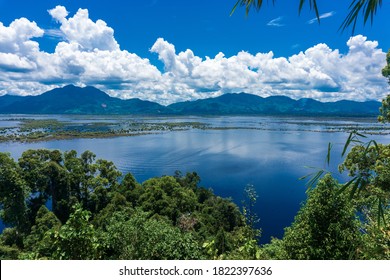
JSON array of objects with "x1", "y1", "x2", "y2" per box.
[
  {"x1": 168, "y1": 93, "x2": 381, "y2": 116},
  {"x1": 0, "y1": 85, "x2": 169, "y2": 115},
  {"x1": 0, "y1": 85, "x2": 381, "y2": 116}
]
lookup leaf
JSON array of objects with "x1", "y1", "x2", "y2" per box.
[
  {"x1": 299, "y1": 166, "x2": 324, "y2": 181},
  {"x1": 311, "y1": 0, "x2": 320, "y2": 21},
  {"x1": 299, "y1": 171, "x2": 316, "y2": 181},
  {"x1": 377, "y1": 198, "x2": 385, "y2": 227},
  {"x1": 298, "y1": 0, "x2": 305, "y2": 15},
  {"x1": 340, "y1": 0, "x2": 383, "y2": 33},
  {"x1": 303, "y1": 165, "x2": 320, "y2": 169},
  {"x1": 230, "y1": 1, "x2": 241, "y2": 16},
  {"x1": 342, "y1": 132, "x2": 354, "y2": 157},
  {"x1": 371, "y1": 139, "x2": 380, "y2": 155},
  {"x1": 357, "y1": 178, "x2": 368, "y2": 196},
  {"x1": 326, "y1": 142, "x2": 332, "y2": 166},
  {"x1": 231, "y1": 0, "x2": 269, "y2": 16},
  {"x1": 349, "y1": 176, "x2": 361, "y2": 200},
  {"x1": 340, "y1": 0, "x2": 363, "y2": 33},
  {"x1": 337, "y1": 177, "x2": 357, "y2": 195},
  {"x1": 299, "y1": 0, "x2": 320, "y2": 21},
  {"x1": 305, "y1": 170, "x2": 324, "y2": 192},
  {"x1": 355, "y1": 131, "x2": 367, "y2": 138}
]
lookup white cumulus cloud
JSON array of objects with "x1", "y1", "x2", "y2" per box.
[
  {"x1": 48, "y1": 5, "x2": 69, "y2": 23},
  {"x1": 150, "y1": 35, "x2": 388, "y2": 103},
  {"x1": 48, "y1": 5, "x2": 119, "y2": 51},
  {"x1": 0, "y1": 6, "x2": 388, "y2": 105}
]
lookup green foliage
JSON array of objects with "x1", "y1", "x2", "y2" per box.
[
  {"x1": 359, "y1": 211, "x2": 390, "y2": 259},
  {"x1": 92, "y1": 193, "x2": 133, "y2": 229},
  {"x1": 0, "y1": 227, "x2": 24, "y2": 249},
  {"x1": 379, "y1": 50, "x2": 390, "y2": 123},
  {"x1": 282, "y1": 174, "x2": 362, "y2": 259},
  {"x1": 0, "y1": 244, "x2": 21, "y2": 260},
  {"x1": 104, "y1": 209, "x2": 202, "y2": 260},
  {"x1": 200, "y1": 196, "x2": 245, "y2": 234},
  {"x1": 115, "y1": 173, "x2": 142, "y2": 206},
  {"x1": 49, "y1": 204, "x2": 102, "y2": 260},
  {"x1": 140, "y1": 176, "x2": 198, "y2": 224},
  {"x1": 339, "y1": 140, "x2": 390, "y2": 227},
  {"x1": 379, "y1": 95, "x2": 390, "y2": 123},
  {"x1": 0, "y1": 149, "x2": 252, "y2": 260},
  {"x1": 0, "y1": 153, "x2": 29, "y2": 232},
  {"x1": 174, "y1": 171, "x2": 201, "y2": 191},
  {"x1": 2, "y1": 145, "x2": 388, "y2": 260},
  {"x1": 223, "y1": 226, "x2": 262, "y2": 260},
  {"x1": 18, "y1": 149, "x2": 69, "y2": 223},
  {"x1": 257, "y1": 237, "x2": 287, "y2": 260},
  {"x1": 23, "y1": 206, "x2": 61, "y2": 259},
  {"x1": 382, "y1": 49, "x2": 390, "y2": 84}
]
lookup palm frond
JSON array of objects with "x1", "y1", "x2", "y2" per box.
[
  {"x1": 299, "y1": 0, "x2": 320, "y2": 21},
  {"x1": 326, "y1": 142, "x2": 332, "y2": 166},
  {"x1": 231, "y1": 0, "x2": 275, "y2": 16},
  {"x1": 339, "y1": 0, "x2": 383, "y2": 33},
  {"x1": 231, "y1": 0, "x2": 383, "y2": 32}
]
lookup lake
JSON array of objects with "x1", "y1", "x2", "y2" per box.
[{"x1": 1, "y1": 115, "x2": 389, "y2": 243}]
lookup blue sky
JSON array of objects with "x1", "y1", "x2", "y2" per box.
[{"x1": 0, "y1": 0, "x2": 389, "y2": 104}]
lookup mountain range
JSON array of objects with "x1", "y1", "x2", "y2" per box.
[{"x1": 0, "y1": 85, "x2": 381, "y2": 116}]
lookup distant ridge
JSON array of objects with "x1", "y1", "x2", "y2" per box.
[
  {"x1": 167, "y1": 92, "x2": 381, "y2": 117},
  {"x1": 0, "y1": 85, "x2": 381, "y2": 116},
  {"x1": 0, "y1": 85, "x2": 168, "y2": 114}
]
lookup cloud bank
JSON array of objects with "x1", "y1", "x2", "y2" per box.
[{"x1": 0, "y1": 6, "x2": 388, "y2": 105}]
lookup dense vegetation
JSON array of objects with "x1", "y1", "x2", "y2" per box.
[
  {"x1": 0, "y1": 144, "x2": 389, "y2": 259},
  {"x1": 0, "y1": 149, "x2": 258, "y2": 259}
]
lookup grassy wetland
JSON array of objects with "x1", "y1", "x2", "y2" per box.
[{"x1": 0, "y1": 115, "x2": 389, "y2": 143}]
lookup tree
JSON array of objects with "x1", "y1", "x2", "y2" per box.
[
  {"x1": 231, "y1": 0, "x2": 384, "y2": 32},
  {"x1": 49, "y1": 204, "x2": 102, "y2": 260},
  {"x1": 139, "y1": 176, "x2": 198, "y2": 223},
  {"x1": 383, "y1": 50, "x2": 390, "y2": 83},
  {"x1": 200, "y1": 196, "x2": 245, "y2": 234},
  {"x1": 23, "y1": 206, "x2": 61, "y2": 259},
  {"x1": 359, "y1": 209, "x2": 390, "y2": 259},
  {"x1": 0, "y1": 153, "x2": 29, "y2": 232},
  {"x1": 379, "y1": 49, "x2": 390, "y2": 123},
  {"x1": 282, "y1": 174, "x2": 362, "y2": 259},
  {"x1": 18, "y1": 149, "x2": 70, "y2": 223},
  {"x1": 104, "y1": 209, "x2": 202, "y2": 259}
]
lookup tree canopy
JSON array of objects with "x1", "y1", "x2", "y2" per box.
[
  {"x1": 379, "y1": 50, "x2": 390, "y2": 122},
  {"x1": 0, "y1": 149, "x2": 257, "y2": 260},
  {"x1": 1, "y1": 147, "x2": 389, "y2": 260}
]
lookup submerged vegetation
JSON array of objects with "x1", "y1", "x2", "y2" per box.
[
  {"x1": 0, "y1": 116, "x2": 389, "y2": 143},
  {"x1": 0, "y1": 118, "x2": 209, "y2": 142}
]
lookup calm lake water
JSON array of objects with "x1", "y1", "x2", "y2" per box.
[{"x1": 1, "y1": 115, "x2": 389, "y2": 243}]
